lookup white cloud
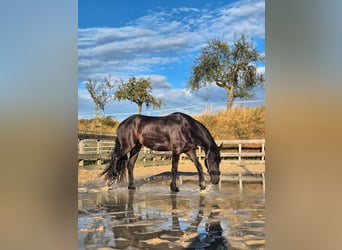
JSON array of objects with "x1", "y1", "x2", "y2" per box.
[
  {"x1": 79, "y1": 0, "x2": 264, "y2": 81},
  {"x1": 257, "y1": 66, "x2": 265, "y2": 75},
  {"x1": 173, "y1": 7, "x2": 200, "y2": 13},
  {"x1": 78, "y1": 88, "x2": 92, "y2": 102},
  {"x1": 144, "y1": 75, "x2": 173, "y2": 89},
  {"x1": 208, "y1": 0, "x2": 265, "y2": 40},
  {"x1": 78, "y1": 0, "x2": 265, "y2": 119},
  {"x1": 223, "y1": 0, "x2": 264, "y2": 17}
]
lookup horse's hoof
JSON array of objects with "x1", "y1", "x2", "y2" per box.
[
  {"x1": 200, "y1": 186, "x2": 206, "y2": 190},
  {"x1": 106, "y1": 179, "x2": 114, "y2": 187},
  {"x1": 107, "y1": 182, "x2": 113, "y2": 190},
  {"x1": 171, "y1": 188, "x2": 180, "y2": 193},
  {"x1": 128, "y1": 184, "x2": 136, "y2": 190},
  {"x1": 170, "y1": 183, "x2": 179, "y2": 192}
]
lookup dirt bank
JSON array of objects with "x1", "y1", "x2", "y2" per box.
[{"x1": 78, "y1": 162, "x2": 265, "y2": 186}]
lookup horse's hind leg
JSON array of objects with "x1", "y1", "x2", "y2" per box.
[
  {"x1": 102, "y1": 137, "x2": 130, "y2": 188},
  {"x1": 127, "y1": 143, "x2": 142, "y2": 190},
  {"x1": 170, "y1": 152, "x2": 180, "y2": 192}
]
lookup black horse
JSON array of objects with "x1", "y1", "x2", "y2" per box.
[{"x1": 99, "y1": 112, "x2": 222, "y2": 192}]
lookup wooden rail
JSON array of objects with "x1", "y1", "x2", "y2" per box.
[
  {"x1": 78, "y1": 130, "x2": 116, "y2": 140},
  {"x1": 200, "y1": 139, "x2": 265, "y2": 161},
  {"x1": 177, "y1": 172, "x2": 265, "y2": 191},
  {"x1": 78, "y1": 132, "x2": 265, "y2": 166}
]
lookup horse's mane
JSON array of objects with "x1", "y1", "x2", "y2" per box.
[{"x1": 171, "y1": 112, "x2": 217, "y2": 151}]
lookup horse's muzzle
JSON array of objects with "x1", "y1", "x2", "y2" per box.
[{"x1": 209, "y1": 170, "x2": 221, "y2": 185}]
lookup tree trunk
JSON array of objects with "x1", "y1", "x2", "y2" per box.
[
  {"x1": 138, "y1": 104, "x2": 142, "y2": 114},
  {"x1": 94, "y1": 104, "x2": 98, "y2": 118},
  {"x1": 227, "y1": 92, "x2": 234, "y2": 110},
  {"x1": 225, "y1": 86, "x2": 234, "y2": 110},
  {"x1": 100, "y1": 108, "x2": 105, "y2": 118}
]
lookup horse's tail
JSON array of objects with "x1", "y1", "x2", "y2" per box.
[{"x1": 98, "y1": 137, "x2": 128, "y2": 183}]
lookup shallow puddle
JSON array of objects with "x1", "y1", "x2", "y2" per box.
[{"x1": 78, "y1": 179, "x2": 265, "y2": 249}]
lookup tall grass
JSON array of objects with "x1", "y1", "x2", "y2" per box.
[
  {"x1": 195, "y1": 107, "x2": 265, "y2": 140},
  {"x1": 78, "y1": 116, "x2": 119, "y2": 132},
  {"x1": 78, "y1": 107, "x2": 265, "y2": 139}
]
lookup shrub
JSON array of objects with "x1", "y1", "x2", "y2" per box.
[{"x1": 78, "y1": 116, "x2": 119, "y2": 132}]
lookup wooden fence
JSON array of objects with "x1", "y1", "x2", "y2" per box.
[{"x1": 78, "y1": 131, "x2": 265, "y2": 166}]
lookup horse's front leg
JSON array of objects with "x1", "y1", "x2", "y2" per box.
[
  {"x1": 185, "y1": 150, "x2": 206, "y2": 190},
  {"x1": 127, "y1": 164, "x2": 135, "y2": 190},
  {"x1": 170, "y1": 153, "x2": 180, "y2": 192},
  {"x1": 195, "y1": 158, "x2": 206, "y2": 190}
]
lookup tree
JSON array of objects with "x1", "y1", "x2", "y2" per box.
[
  {"x1": 86, "y1": 75, "x2": 115, "y2": 117},
  {"x1": 115, "y1": 77, "x2": 164, "y2": 114},
  {"x1": 188, "y1": 34, "x2": 265, "y2": 110}
]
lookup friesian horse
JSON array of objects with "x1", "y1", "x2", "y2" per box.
[{"x1": 99, "y1": 112, "x2": 222, "y2": 192}]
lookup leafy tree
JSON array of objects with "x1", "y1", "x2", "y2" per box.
[
  {"x1": 188, "y1": 34, "x2": 265, "y2": 110},
  {"x1": 86, "y1": 75, "x2": 115, "y2": 117},
  {"x1": 115, "y1": 77, "x2": 164, "y2": 114}
]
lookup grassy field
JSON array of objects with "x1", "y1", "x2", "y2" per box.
[
  {"x1": 78, "y1": 116, "x2": 119, "y2": 132},
  {"x1": 78, "y1": 107, "x2": 265, "y2": 140},
  {"x1": 195, "y1": 106, "x2": 265, "y2": 139}
]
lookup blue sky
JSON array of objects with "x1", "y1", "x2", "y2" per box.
[{"x1": 78, "y1": 0, "x2": 265, "y2": 120}]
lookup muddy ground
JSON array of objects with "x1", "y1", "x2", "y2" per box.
[
  {"x1": 78, "y1": 162, "x2": 266, "y2": 249},
  {"x1": 78, "y1": 161, "x2": 265, "y2": 186}
]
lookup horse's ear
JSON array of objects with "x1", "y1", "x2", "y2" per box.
[{"x1": 218, "y1": 143, "x2": 223, "y2": 150}]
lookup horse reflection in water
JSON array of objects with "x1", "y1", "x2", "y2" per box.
[
  {"x1": 99, "y1": 112, "x2": 222, "y2": 192},
  {"x1": 96, "y1": 191, "x2": 230, "y2": 249}
]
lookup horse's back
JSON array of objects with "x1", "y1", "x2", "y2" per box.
[{"x1": 116, "y1": 112, "x2": 199, "y2": 138}]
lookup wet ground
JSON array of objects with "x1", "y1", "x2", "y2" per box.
[{"x1": 78, "y1": 178, "x2": 265, "y2": 249}]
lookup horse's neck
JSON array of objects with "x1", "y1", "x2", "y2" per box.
[
  {"x1": 183, "y1": 114, "x2": 216, "y2": 151},
  {"x1": 196, "y1": 134, "x2": 215, "y2": 152}
]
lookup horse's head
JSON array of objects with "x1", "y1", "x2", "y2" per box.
[{"x1": 205, "y1": 143, "x2": 222, "y2": 185}]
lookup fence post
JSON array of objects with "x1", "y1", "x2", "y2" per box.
[
  {"x1": 261, "y1": 142, "x2": 265, "y2": 161},
  {"x1": 97, "y1": 139, "x2": 102, "y2": 165},
  {"x1": 78, "y1": 139, "x2": 85, "y2": 166},
  {"x1": 238, "y1": 143, "x2": 242, "y2": 161},
  {"x1": 79, "y1": 139, "x2": 85, "y2": 154},
  {"x1": 97, "y1": 139, "x2": 100, "y2": 154}
]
